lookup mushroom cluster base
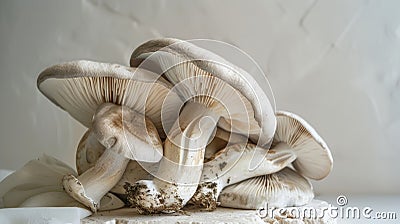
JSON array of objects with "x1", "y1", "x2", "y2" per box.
[{"x1": 81, "y1": 200, "x2": 336, "y2": 224}]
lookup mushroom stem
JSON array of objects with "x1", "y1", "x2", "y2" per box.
[
  {"x1": 126, "y1": 101, "x2": 219, "y2": 213},
  {"x1": 190, "y1": 144, "x2": 296, "y2": 210},
  {"x1": 63, "y1": 103, "x2": 162, "y2": 212},
  {"x1": 63, "y1": 149, "x2": 129, "y2": 212},
  {"x1": 76, "y1": 129, "x2": 160, "y2": 197}
]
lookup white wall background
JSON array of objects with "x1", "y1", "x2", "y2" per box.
[{"x1": 0, "y1": 0, "x2": 399, "y2": 195}]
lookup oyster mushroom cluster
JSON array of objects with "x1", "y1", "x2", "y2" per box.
[{"x1": 0, "y1": 38, "x2": 333, "y2": 216}]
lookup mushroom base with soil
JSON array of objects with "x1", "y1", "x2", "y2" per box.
[{"x1": 124, "y1": 102, "x2": 220, "y2": 214}]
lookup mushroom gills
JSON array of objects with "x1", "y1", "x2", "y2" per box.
[
  {"x1": 273, "y1": 111, "x2": 333, "y2": 180},
  {"x1": 37, "y1": 61, "x2": 183, "y2": 139},
  {"x1": 152, "y1": 54, "x2": 262, "y2": 138},
  {"x1": 218, "y1": 167, "x2": 314, "y2": 209},
  {"x1": 130, "y1": 38, "x2": 277, "y2": 147}
]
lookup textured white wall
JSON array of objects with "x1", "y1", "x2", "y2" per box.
[{"x1": 0, "y1": 0, "x2": 399, "y2": 195}]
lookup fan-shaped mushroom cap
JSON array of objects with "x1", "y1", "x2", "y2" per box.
[
  {"x1": 273, "y1": 111, "x2": 333, "y2": 180},
  {"x1": 37, "y1": 60, "x2": 182, "y2": 138},
  {"x1": 130, "y1": 38, "x2": 276, "y2": 146},
  {"x1": 218, "y1": 167, "x2": 314, "y2": 209}
]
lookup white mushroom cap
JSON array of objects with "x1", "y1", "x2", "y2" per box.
[
  {"x1": 273, "y1": 111, "x2": 333, "y2": 180},
  {"x1": 130, "y1": 38, "x2": 276, "y2": 146},
  {"x1": 37, "y1": 60, "x2": 182, "y2": 138},
  {"x1": 218, "y1": 167, "x2": 314, "y2": 209}
]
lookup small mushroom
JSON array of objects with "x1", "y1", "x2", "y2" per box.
[
  {"x1": 37, "y1": 61, "x2": 183, "y2": 211},
  {"x1": 125, "y1": 39, "x2": 276, "y2": 213},
  {"x1": 273, "y1": 111, "x2": 333, "y2": 180},
  {"x1": 189, "y1": 143, "x2": 296, "y2": 210},
  {"x1": 218, "y1": 167, "x2": 314, "y2": 209}
]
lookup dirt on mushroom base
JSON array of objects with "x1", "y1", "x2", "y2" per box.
[
  {"x1": 124, "y1": 182, "x2": 184, "y2": 214},
  {"x1": 189, "y1": 182, "x2": 218, "y2": 211}
]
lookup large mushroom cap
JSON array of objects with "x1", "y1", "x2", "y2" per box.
[
  {"x1": 130, "y1": 38, "x2": 276, "y2": 147},
  {"x1": 218, "y1": 167, "x2": 314, "y2": 209},
  {"x1": 37, "y1": 60, "x2": 182, "y2": 138},
  {"x1": 273, "y1": 111, "x2": 333, "y2": 180}
]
